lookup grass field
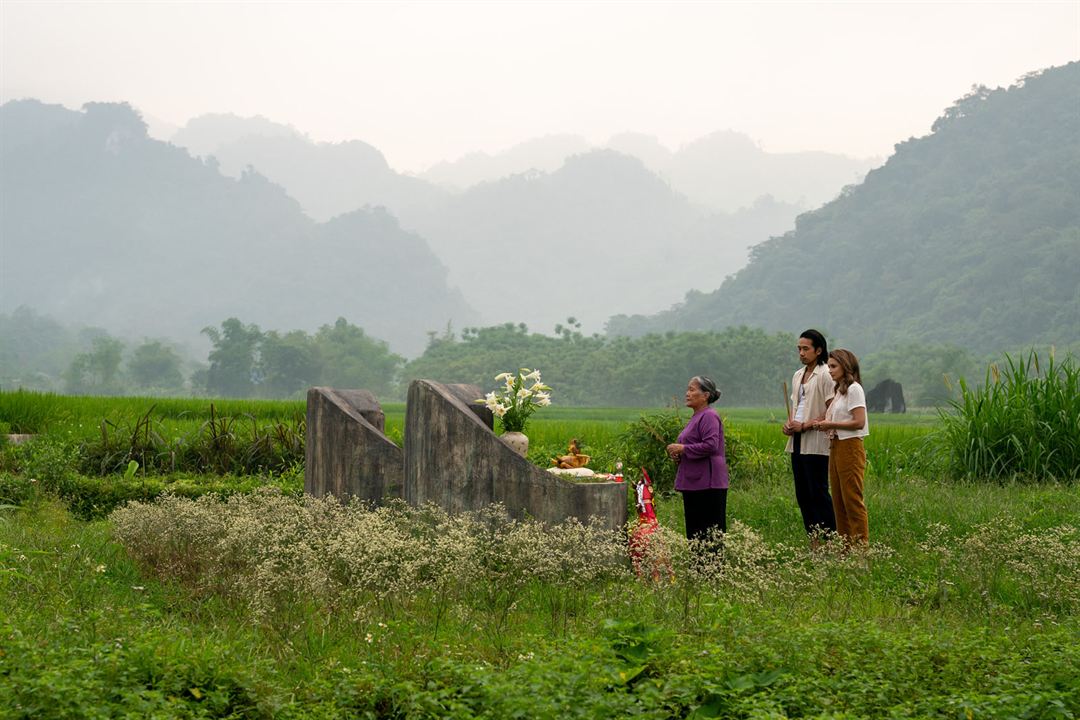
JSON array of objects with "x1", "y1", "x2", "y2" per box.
[{"x1": 1, "y1": 391, "x2": 1077, "y2": 717}]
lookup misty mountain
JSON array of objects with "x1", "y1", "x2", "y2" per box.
[
  {"x1": 0, "y1": 100, "x2": 477, "y2": 357},
  {"x1": 170, "y1": 112, "x2": 306, "y2": 158},
  {"x1": 174, "y1": 115, "x2": 872, "y2": 222},
  {"x1": 172, "y1": 114, "x2": 450, "y2": 223},
  {"x1": 419, "y1": 129, "x2": 876, "y2": 213},
  {"x1": 421, "y1": 134, "x2": 592, "y2": 191},
  {"x1": 658, "y1": 131, "x2": 878, "y2": 213},
  {"x1": 168, "y1": 115, "x2": 809, "y2": 332},
  {"x1": 607, "y1": 63, "x2": 1080, "y2": 355},
  {"x1": 400, "y1": 150, "x2": 805, "y2": 333}
]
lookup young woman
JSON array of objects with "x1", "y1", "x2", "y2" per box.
[
  {"x1": 782, "y1": 329, "x2": 837, "y2": 545},
  {"x1": 810, "y1": 348, "x2": 870, "y2": 545},
  {"x1": 666, "y1": 376, "x2": 729, "y2": 542}
]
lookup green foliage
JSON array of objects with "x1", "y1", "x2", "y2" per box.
[
  {"x1": 0, "y1": 400, "x2": 306, "y2": 517},
  {"x1": 312, "y1": 317, "x2": 404, "y2": 397},
  {"x1": 75, "y1": 404, "x2": 306, "y2": 478},
  {"x1": 613, "y1": 409, "x2": 764, "y2": 494},
  {"x1": 405, "y1": 322, "x2": 796, "y2": 406},
  {"x1": 2, "y1": 455, "x2": 1080, "y2": 716},
  {"x1": 0, "y1": 388, "x2": 69, "y2": 433},
  {"x1": 63, "y1": 335, "x2": 125, "y2": 396},
  {"x1": 614, "y1": 409, "x2": 687, "y2": 492},
  {"x1": 200, "y1": 316, "x2": 405, "y2": 399},
  {"x1": 611, "y1": 63, "x2": 1080, "y2": 357},
  {"x1": 0, "y1": 306, "x2": 80, "y2": 392},
  {"x1": 862, "y1": 342, "x2": 980, "y2": 407},
  {"x1": 127, "y1": 340, "x2": 185, "y2": 393},
  {"x1": 202, "y1": 318, "x2": 263, "y2": 398},
  {"x1": 939, "y1": 351, "x2": 1080, "y2": 481}
]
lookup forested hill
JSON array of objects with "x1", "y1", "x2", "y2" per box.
[
  {"x1": 607, "y1": 63, "x2": 1080, "y2": 355},
  {"x1": 0, "y1": 100, "x2": 477, "y2": 356}
]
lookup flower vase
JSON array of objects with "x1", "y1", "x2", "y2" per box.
[{"x1": 501, "y1": 430, "x2": 529, "y2": 457}]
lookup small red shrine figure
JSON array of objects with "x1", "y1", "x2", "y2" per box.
[{"x1": 629, "y1": 467, "x2": 660, "y2": 576}]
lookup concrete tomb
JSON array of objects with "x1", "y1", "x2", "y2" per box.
[
  {"x1": 404, "y1": 379, "x2": 628, "y2": 531},
  {"x1": 305, "y1": 387, "x2": 403, "y2": 502}
]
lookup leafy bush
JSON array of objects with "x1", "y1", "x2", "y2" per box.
[
  {"x1": 0, "y1": 473, "x2": 38, "y2": 506},
  {"x1": 53, "y1": 469, "x2": 302, "y2": 520},
  {"x1": 78, "y1": 404, "x2": 305, "y2": 477},
  {"x1": 615, "y1": 409, "x2": 754, "y2": 493},
  {"x1": 2, "y1": 432, "x2": 302, "y2": 518},
  {"x1": 615, "y1": 410, "x2": 687, "y2": 492},
  {"x1": 939, "y1": 351, "x2": 1079, "y2": 481}
]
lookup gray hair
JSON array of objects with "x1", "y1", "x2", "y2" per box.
[{"x1": 691, "y1": 376, "x2": 721, "y2": 404}]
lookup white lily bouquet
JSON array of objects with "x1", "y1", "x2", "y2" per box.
[{"x1": 479, "y1": 368, "x2": 552, "y2": 433}]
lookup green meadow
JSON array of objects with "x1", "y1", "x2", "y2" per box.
[{"x1": 1, "y1": 390, "x2": 1077, "y2": 718}]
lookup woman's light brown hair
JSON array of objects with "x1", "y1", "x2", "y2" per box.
[{"x1": 830, "y1": 348, "x2": 862, "y2": 395}]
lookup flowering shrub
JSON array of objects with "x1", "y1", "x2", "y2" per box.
[
  {"x1": 479, "y1": 368, "x2": 552, "y2": 433},
  {"x1": 111, "y1": 490, "x2": 627, "y2": 632},
  {"x1": 111, "y1": 490, "x2": 1080, "y2": 645}
]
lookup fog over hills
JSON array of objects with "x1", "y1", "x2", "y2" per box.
[
  {"x1": 167, "y1": 115, "x2": 840, "y2": 334},
  {"x1": 400, "y1": 151, "x2": 803, "y2": 332},
  {"x1": 14, "y1": 60, "x2": 1068, "y2": 363},
  {"x1": 421, "y1": 134, "x2": 592, "y2": 192},
  {"x1": 171, "y1": 113, "x2": 451, "y2": 223},
  {"x1": 607, "y1": 63, "x2": 1080, "y2": 355},
  {"x1": 0, "y1": 100, "x2": 476, "y2": 357},
  {"x1": 170, "y1": 113, "x2": 306, "y2": 158},
  {"x1": 418, "y1": 129, "x2": 877, "y2": 213},
  {"x1": 178, "y1": 115, "x2": 874, "y2": 219}
]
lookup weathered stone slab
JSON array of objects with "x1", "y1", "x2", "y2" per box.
[
  {"x1": 305, "y1": 387, "x2": 403, "y2": 502},
  {"x1": 404, "y1": 379, "x2": 628, "y2": 531}
]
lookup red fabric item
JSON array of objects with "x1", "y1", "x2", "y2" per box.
[{"x1": 629, "y1": 468, "x2": 662, "y2": 577}]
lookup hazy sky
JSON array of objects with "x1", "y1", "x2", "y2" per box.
[{"x1": 2, "y1": 1, "x2": 1077, "y2": 172}]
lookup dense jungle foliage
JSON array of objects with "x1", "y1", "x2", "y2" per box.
[{"x1": 608, "y1": 62, "x2": 1080, "y2": 356}]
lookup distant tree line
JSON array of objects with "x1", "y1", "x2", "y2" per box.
[
  {"x1": 5, "y1": 307, "x2": 1074, "y2": 407},
  {"x1": 402, "y1": 322, "x2": 797, "y2": 407},
  {"x1": 198, "y1": 317, "x2": 403, "y2": 399},
  {"x1": 0, "y1": 308, "x2": 404, "y2": 400}
]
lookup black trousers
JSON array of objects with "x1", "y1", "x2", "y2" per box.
[
  {"x1": 681, "y1": 488, "x2": 728, "y2": 541},
  {"x1": 791, "y1": 433, "x2": 836, "y2": 536}
]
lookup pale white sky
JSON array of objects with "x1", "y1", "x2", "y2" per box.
[{"x1": 2, "y1": 1, "x2": 1077, "y2": 172}]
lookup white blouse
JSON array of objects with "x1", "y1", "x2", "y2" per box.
[{"x1": 826, "y1": 382, "x2": 870, "y2": 440}]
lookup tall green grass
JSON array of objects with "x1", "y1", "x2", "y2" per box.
[
  {"x1": 939, "y1": 351, "x2": 1079, "y2": 481},
  {"x1": 0, "y1": 390, "x2": 306, "y2": 436},
  {"x1": 0, "y1": 390, "x2": 69, "y2": 433}
]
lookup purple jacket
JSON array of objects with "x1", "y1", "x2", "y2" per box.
[{"x1": 675, "y1": 408, "x2": 730, "y2": 491}]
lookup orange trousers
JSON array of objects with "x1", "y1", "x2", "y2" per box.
[{"x1": 829, "y1": 437, "x2": 868, "y2": 545}]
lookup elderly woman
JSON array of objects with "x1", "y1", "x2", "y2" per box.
[{"x1": 666, "y1": 376, "x2": 730, "y2": 541}]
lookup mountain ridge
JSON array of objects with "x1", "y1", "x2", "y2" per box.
[{"x1": 606, "y1": 63, "x2": 1080, "y2": 355}]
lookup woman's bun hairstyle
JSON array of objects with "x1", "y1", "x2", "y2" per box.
[{"x1": 692, "y1": 375, "x2": 722, "y2": 404}]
